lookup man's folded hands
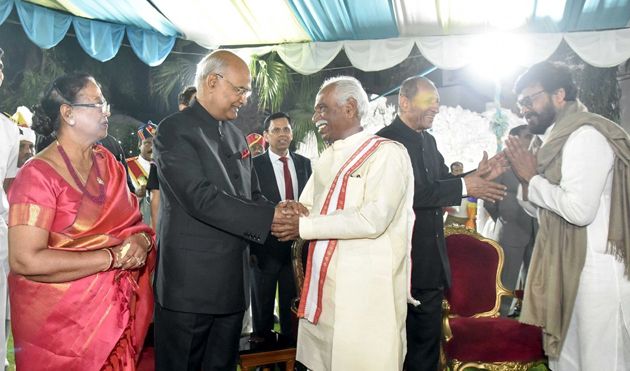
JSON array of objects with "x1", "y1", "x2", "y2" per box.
[{"x1": 271, "y1": 201, "x2": 308, "y2": 242}]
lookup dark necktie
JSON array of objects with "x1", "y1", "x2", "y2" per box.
[{"x1": 279, "y1": 156, "x2": 294, "y2": 200}]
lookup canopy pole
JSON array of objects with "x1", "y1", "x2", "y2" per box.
[{"x1": 369, "y1": 66, "x2": 438, "y2": 101}]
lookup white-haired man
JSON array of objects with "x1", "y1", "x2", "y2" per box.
[
  {"x1": 273, "y1": 76, "x2": 415, "y2": 370},
  {"x1": 153, "y1": 50, "x2": 290, "y2": 371}
]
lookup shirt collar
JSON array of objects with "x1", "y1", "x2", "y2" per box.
[
  {"x1": 330, "y1": 128, "x2": 369, "y2": 150},
  {"x1": 137, "y1": 155, "x2": 151, "y2": 170},
  {"x1": 268, "y1": 149, "x2": 290, "y2": 162},
  {"x1": 538, "y1": 123, "x2": 556, "y2": 145}
]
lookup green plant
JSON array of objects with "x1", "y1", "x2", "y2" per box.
[
  {"x1": 287, "y1": 73, "x2": 326, "y2": 154},
  {"x1": 0, "y1": 49, "x2": 65, "y2": 113},
  {"x1": 150, "y1": 55, "x2": 197, "y2": 111},
  {"x1": 250, "y1": 52, "x2": 290, "y2": 113}
]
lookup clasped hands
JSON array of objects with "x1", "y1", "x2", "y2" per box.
[
  {"x1": 271, "y1": 200, "x2": 309, "y2": 242},
  {"x1": 503, "y1": 136, "x2": 538, "y2": 185},
  {"x1": 108, "y1": 233, "x2": 151, "y2": 270}
]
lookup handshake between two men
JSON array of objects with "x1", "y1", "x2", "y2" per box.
[
  {"x1": 267, "y1": 149, "x2": 510, "y2": 245},
  {"x1": 271, "y1": 201, "x2": 309, "y2": 242}
]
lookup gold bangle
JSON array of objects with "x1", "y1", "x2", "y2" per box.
[
  {"x1": 138, "y1": 232, "x2": 153, "y2": 252},
  {"x1": 102, "y1": 248, "x2": 114, "y2": 272}
]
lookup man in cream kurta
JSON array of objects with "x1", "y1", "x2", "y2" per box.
[
  {"x1": 506, "y1": 61, "x2": 630, "y2": 370},
  {"x1": 272, "y1": 76, "x2": 415, "y2": 370}
]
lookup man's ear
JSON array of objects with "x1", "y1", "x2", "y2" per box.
[
  {"x1": 207, "y1": 74, "x2": 218, "y2": 90},
  {"x1": 345, "y1": 98, "x2": 358, "y2": 118},
  {"x1": 399, "y1": 95, "x2": 408, "y2": 112},
  {"x1": 552, "y1": 88, "x2": 566, "y2": 106}
]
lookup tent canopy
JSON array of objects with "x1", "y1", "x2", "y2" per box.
[{"x1": 2, "y1": 0, "x2": 630, "y2": 71}]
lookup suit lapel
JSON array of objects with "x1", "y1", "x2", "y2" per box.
[
  {"x1": 291, "y1": 152, "x2": 307, "y2": 195},
  {"x1": 262, "y1": 152, "x2": 282, "y2": 203}
]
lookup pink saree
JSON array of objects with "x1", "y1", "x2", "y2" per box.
[{"x1": 8, "y1": 145, "x2": 155, "y2": 371}]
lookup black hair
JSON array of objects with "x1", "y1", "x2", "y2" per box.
[
  {"x1": 514, "y1": 61, "x2": 578, "y2": 101},
  {"x1": 31, "y1": 72, "x2": 96, "y2": 138},
  {"x1": 178, "y1": 86, "x2": 197, "y2": 106},
  {"x1": 509, "y1": 124, "x2": 529, "y2": 136},
  {"x1": 263, "y1": 111, "x2": 292, "y2": 131}
]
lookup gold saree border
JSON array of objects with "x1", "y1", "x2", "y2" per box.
[{"x1": 9, "y1": 203, "x2": 55, "y2": 230}]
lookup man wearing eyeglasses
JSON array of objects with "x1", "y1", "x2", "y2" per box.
[
  {"x1": 153, "y1": 50, "x2": 293, "y2": 371},
  {"x1": 505, "y1": 61, "x2": 630, "y2": 370},
  {"x1": 250, "y1": 112, "x2": 312, "y2": 344}
]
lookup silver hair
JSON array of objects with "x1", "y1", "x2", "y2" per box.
[
  {"x1": 319, "y1": 76, "x2": 369, "y2": 120},
  {"x1": 195, "y1": 51, "x2": 227, "y2": 90}
]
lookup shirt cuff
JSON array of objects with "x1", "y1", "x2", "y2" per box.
[
  {"x1": 299, "y1": 216, "x2": 316, "y2": 240},
  {"x1": 461, "y1": 178, "x2": 467, "y2": 197}
]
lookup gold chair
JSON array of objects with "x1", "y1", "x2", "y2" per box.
[{"x1": 441, "y1": 226, "x2": 545, "y2": 371}]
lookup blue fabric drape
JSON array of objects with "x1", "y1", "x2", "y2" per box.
[
  {"x1": 287, "y1": 0, "x2": 398, "y2": 41},
  {"x1": 0, "y1": 0, "x2": 13, "y2": 26},
  {"x1": 57, "y1": 0, "x2": 179, "y2": 37},
  {"x1": 73, "y1": 18, "x2": 125, "y2": 62},
  {"x1": 127, "y1": 27, "x2": 176, "y2": 66},
  {"x1": 15, "y1": 1, "x2": 72, "y2": 49}
]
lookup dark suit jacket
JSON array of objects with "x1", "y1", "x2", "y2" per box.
[
  {"x1": 250, "y1": 150, "x2": 311, "y2": 270},
  {"x1": 378, "y1": 116, "x2": 462, "y2": 289},
  {"x1": 483, "y1": 169, "x2": 537, "y2": 249},
  {"x1": 153, "y1": 101, "x2": 275, "y2": 315}
]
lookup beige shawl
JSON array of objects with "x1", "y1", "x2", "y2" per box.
[{"x1": 519, "y1": 100, "x2": 630, "y2": 357}]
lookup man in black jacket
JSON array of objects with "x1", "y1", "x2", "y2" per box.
[
  {"x1": 377, "y1": 76, "x2": 507, "y2": 371},
  {"x1": 153, "y1": 50, "x2": 288, "y2": 371},
  {"x1": 251, "y1": 112, "x2": 312, "y2": 342}
]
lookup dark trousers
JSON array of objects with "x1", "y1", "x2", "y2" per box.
[
  {"x1": 154, "y1": 303, "x2": 244, "y2": 371},
  {"x1": 250, "y1": 260, "x2": 297, "y2": 339},
  {"x1": 405, "y1": 288, "x2": 444, "y2": 371}
]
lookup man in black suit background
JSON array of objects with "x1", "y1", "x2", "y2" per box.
[
  {"x1": 251, "y1": 112, "x2": 312, "y2": 342},
  {"x1": 377, "y1": 76, "x2": 507, "y2": 371},
  {"x1": 484, "y1": 125, "x2": 538, "y2": 316},
  {"x1": 153, "y1": 50, "x2": 289, "y2": 371}
]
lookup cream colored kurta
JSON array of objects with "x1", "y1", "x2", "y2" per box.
[
  {"x1": 520, "y1": 125, "x2": 630, "y2": 370},
  {"x1": 296, "y1": 130, "x2": 415, "y2": 371}
]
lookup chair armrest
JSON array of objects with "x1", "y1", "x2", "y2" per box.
[{"x1": 442, "y1": 299, "x2": 453, "y2": 342}]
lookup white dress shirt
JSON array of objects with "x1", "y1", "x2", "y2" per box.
[
  {"x1": 0, "y1": 116, "x2": 19, "y2": 225},
  {"x1": 268, "y1": 150, "x2": 298, "y2": 201}
]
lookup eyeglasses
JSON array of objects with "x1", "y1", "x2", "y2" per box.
[
  {"x1": 516, "y1": 90, "x2": 546, "y2": 109},
  {"x1": 269, "y1": 127, "x2": 292, "y2": 135},
  {"x1": 70, "y1": 101, "x2": 111, "y2": 114},
  {"x1": 215, "y1": 73, "x2": 252, "y2": 99}
]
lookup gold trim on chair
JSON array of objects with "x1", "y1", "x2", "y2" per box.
[
  {"x1": 444, "y1": 226, "x2": 517, "y2": 318},
  {"x1": 451, "y1": 360, "x2": 541, "y2": 371},
  {"x1": 441, "y1": 226, "x2": 546, "y2": 370}
]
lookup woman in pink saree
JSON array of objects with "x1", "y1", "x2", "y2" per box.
[{"x1": 7, "y1": 73, "x2": 154, "y2": 370}]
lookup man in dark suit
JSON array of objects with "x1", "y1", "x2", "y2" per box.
[
  {"x1": 251, "y1": 112, "x2": 312, "y2": 342},
  {"x1": 484, "y1": 125, "x2": 538, "y2": 316},
  {"x1": 377, "y1": 76, "x2": 507, "y2": 371},
  {"x1": 153, "y1": 50, "x2": 288, "y2": 371}
]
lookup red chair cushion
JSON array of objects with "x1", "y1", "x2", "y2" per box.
[
  {"x1": 444, "y1": 317, "x2": 544, "y2": 362},
  {"x1": 445, "y1": 234, "x2": 500, "y2": 316}
]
